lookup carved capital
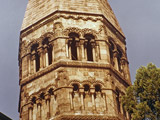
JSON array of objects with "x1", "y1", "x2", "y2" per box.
[
  {"x1": 113, "y1": 50, "x2": 118, "y2": 57},
  {"x1": 31, "y1": 54, "x2": 36, "y2": 60},
  {"x1": 38, "y1": 47, "x2": 44, "y2": 53},
  {"x1": 91, "y1": 42, "x2": 96, "y2": 48},
  {"x1": 121, "y1": 57, "x2": 128, "y2": 65},
  {"x1": 75, "y1": 41, "x2": 80, "y2": 47},
  {"x1": 28, "y1": 103, "x2": 33, "y2": 109},
  {"x1": 36, "y1": 99, "x2": 42, "y2": 106},
  {"x1": 79, "y1": 88, "x2": 84, "y2": 93},
  {"x1": 45, "y1": 94, "x2": 51, "y2": 101},
  {"x1": 90, "y1": 87, "x2": 95, "y2": 93}
]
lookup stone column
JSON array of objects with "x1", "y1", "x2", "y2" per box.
[
  {"x1": 121, "y1": 57, "x2": 131, "y2": 83},
  {"x1": 43, "y1": 46, "x2": 49, "y2": 67},
  {"x1": 68, "y1": 38, "x2": 72, "y2": 60},
  {"x1": 95, "y1": 42, "x2": 100, "y2": 62},
  {"x1": 39, "y1": 48, "x2": 44, "y2": 70},
  {"x1": 119, "y1": 94, "x2": 123, "y2": 114},
  {"x1": 31, "y1": 53, "x2": 36, "y2": 73},
  {"x1": 91, "y1": 41, "x2": 96, "y2": 62},
  {"x1": 80, "y1": 40, "x2": 85, "y2": 61},
  {"x1": 28, "y1": 54, "x2": 31, "y2": 75},
  {"x1": 113, "y1": 50, "x2": 119, "y2": 71},
  {"x1": 90, "y1": 87, "x2": 96, "y2": 111},
  {"x1": 28, "y1": 103, "x2": 33, "y2": 120},
  {"x1": 75, "y1": 40, "x2": 80, "y2": 60},
  {"x1": 36, "y1": 99, "x2": 42, "y2": 120},
  {"x1": 102, "y1": 90, "x2": 108, "y2": 112},
  {"x1": 69, "y1": 92, "x2": 73, "y2": 110},
  {"x1": 84, "y1": 41, "x2": 88, "y2": 61},
  {"x1": 79, "y1": 87, "x2": 84, "y2": 110},
  {"x1": 104, "y1": 90, "x2": 117, "y2": 115},
  {"x1": 105, "y1": 42, "x2": 110, "y2": 63},
  {"x1": 45, "y1": 94, "x2": 51, "y2": 119},
  {"x1": 65, "y1": 40, "x2": 69, "y2": 58},
  {"x1": 51, "y1": 45, "x2": 54, "y2": 63}
]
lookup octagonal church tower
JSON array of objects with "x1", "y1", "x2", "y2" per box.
[{"x1": 18, "y1": 0, "x2": 131, "y2": 120}]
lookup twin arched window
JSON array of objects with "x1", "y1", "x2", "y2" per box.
[
  {"x1": 68, "y1": 33, "x2": 95, "y2": 62},
  {"x1": 84, "y1": 34, "x2": 95, "y2": 61},
  {"x1": 69, "y1": 33, "x2": 79, "y2": 60},
  {"x1": 42, "y1": 38, "x2": 53, "y2": 65},
  {"x1": 72, "y1": 83, "x2": 101, "y2": 92},
  {"x1": 31, "y1": 43, "x2": 40, "y2": 72},
  {"x1": 109, "y1": 41, "x2": 115, "y2": 66},
  {"x1": 109, "y1": 38, "x2": 123, "y2": 72},
  {"x1": 117, "y1": 48, "x2": 123, "y2": 72},
  {"x1": 31, "y1": 37, "x2": 53, "y2": 72}
]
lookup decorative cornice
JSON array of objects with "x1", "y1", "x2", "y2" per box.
[
  {"x1": 20, "y1": 60, "x2": 130, "y2": 87},
  {"x1": 20, "y1": 11, "x2": 125, "y2": 43},
  {"x1": 52, "y1": 114, "x2": 121, "y2": 120}
]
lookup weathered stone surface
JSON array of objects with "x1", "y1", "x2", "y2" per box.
[{"x1": 19, "y1": 0, "x2": 131, "y2": 120}]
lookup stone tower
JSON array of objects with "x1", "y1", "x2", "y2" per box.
[{"x1": 18, "y1": 0, "x2": 131, "y2": 120}]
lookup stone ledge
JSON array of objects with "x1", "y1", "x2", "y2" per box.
[
  {"x1": 20, "y1": 11, "x2": 125, "y2": 43},
  {"x1": 20, "y1": 60, "x2": 130, "y2": 87},
  {"x1": 51, "y1": 114, "x2": 121, "y2": 120}
]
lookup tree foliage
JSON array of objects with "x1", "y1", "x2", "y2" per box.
[{"x1": 122, "y1": 63, "x2": 160, "y2": 120}]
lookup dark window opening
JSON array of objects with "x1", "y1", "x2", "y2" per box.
[
  {"x1": 109, "y1": 41, "x2": 114, "y2": 65},
  {"x1": 31, "y1": 43, "x2": 39, "y2": 52},
  {"x1": 116, "y1": 90, "x2": 121, "y2": 113},
  {"x1": 71, "y1": 38, "x2": 78, "y2": 60},
  {"x1": 31, "y1": 97, "x2": 36, "y2": 104},
  {"x1": 87, "y1": 40, "x2": 93, "y2": 61},
  {"x1": 72, "y1": 84, "x2": 79, "y2": 91},
  {"x1": 69, "y1": 33, "x2": 79, "y2": 60},
  {"x1": 42, "y1": 37, "x2": 53, "y2": 65},
  {"x1": 36, "y1": 54, "x2": 40, "y2": 72},
  {"x1": 42, "y1": 37, "x2": 49, "y2": 45},
  {"x1": 117, "y1": 48, "x2": 122, "y2": 72},
  {"x1": 40, "y1": 93, "x2": 45, "y2": 99},
  {"x1": 84, "y1": 34, "x2": 95, "y2": 62},
  {"x1": 48, "y1": 47, "x2": 52, "y2": 65},
  {"x1": 48, "y1": 88, "x2": 54, "y2": 95},
  {"x1": 95, "y1": 84, "x2": 101, "y2": 92},
  {"x1": 84, "y1": 84, "x2": 90, "y2": 92}
]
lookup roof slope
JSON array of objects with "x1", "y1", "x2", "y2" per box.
[{"x1": 21, "y1": 0, "x2": 124, "y2": 35}]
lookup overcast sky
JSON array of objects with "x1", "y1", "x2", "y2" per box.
[{"x1": 0, "y1": 0, "x2": 160, "y2": 119}]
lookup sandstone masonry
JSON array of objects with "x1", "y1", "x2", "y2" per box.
[{"x1": 18, "y1": 0, "x2": 131, "y2": 120}]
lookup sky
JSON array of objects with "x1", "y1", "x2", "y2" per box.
[{"x1": 0, "y1": 0, "x2": 160, "y2": 120}]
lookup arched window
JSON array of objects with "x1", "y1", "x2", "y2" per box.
[
  {"x1": 35, "y1": 54, "x2": 40, "y2": 72},
  {"x1": 48, "y1": 88, "x2": 54, "y2": 95},
  {"x1": 116, "y1": 89, "x2": 121, "y2": 113},
  {"x1": 109, "y1": 40, "x2": 115, "y2": 66},
  {"x1": 95, "y1": 84, "x2": 101, "y2": 92},
  {"x1": 48, "y1": 46, "x2": 52, "y2": 65},
  {"x1": 83, "y1": 84, "x2": 90, "y2": 92},
  {"x1": 117, "y1": 48, "x2": 123, "y2": 72},
  {"x1": 69, "y1": 33, "x2": 79, "y2": 60},
  {"x1": 84, "y1": 34, "x2": 95, "y2": 61},
  {"x1": 40, "y1": 92, "x2": 45, "y2": 99},
  {"x1": 31, "y1": 96, "x2": 36, "y2": 104},
  {"x1": 31, "y1": 43, "x2": 40, "y2": 72},
  {"x1": 42, "y1": 38, "x2": 53, "y2": 65},
  {"x1": 72, "y1": 84, "x2": 79, "y2": 91}
]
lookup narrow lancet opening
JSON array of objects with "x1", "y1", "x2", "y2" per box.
[
  {"x1": 69, "y1": 33, "x2": 79, "y2": 60},
  {"x1": 84, "y1": 34, "x2": 95, "y2": 61}
]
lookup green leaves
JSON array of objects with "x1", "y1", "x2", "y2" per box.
[{"x1": 122, "y1": 63, "x2": 160, "y2": 120}]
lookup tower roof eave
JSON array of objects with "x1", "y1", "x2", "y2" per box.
[{"x1": 21, "y1": 0, "x2": 124, "y2": 36}]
